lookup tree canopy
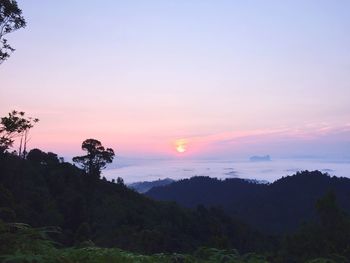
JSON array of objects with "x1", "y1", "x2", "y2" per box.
[
  {"x1": 73, "y1": 139, "x2": 115, "y2": 179},
  {"x1": 0, "y1": 110, "x2": 39, "y2": 156},
  {"x1": 0, "y1": 0, "x2": 26, "y2": 64}
]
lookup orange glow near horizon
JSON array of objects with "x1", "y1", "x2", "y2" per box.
[{"x1": 175, "y1": 139, "x2": 187, "y2": 154}]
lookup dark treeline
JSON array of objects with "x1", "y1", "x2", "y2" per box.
[
  {"x1": 147, "y1": 172, "x2": 350, "y2": 234},
  {"x1": 147, "y1": 172, "x2": 350, "y2": 261},
  {"x1": 2, "y1": 150, "x2": 350, "y2": 262},
  {"x1": 0, "y1": 149, "x2": 269, "y2": 255}
]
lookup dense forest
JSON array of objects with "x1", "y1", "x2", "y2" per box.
[
  {"x1": 0, "y1": 149, "x2": 269, "y2": 252},
  {"x1": 1, "y1": 147, "x2": 350, "y2": 262},
  {"x1": 0, "y1": 148, "x2": 276, "y2": 260},
  {"x1": 147, "y1": 172, "x2": 350, "y2": 233}
]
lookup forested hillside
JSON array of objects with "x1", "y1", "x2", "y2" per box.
[
  {"x1": 0, "y1": 150, "x2": 267, "y2": 254},
  {"x1": 147, "y1": 171, "x2": 350, "y2": 233},
  {"x1": 2, "y1": 150, "x2": 350, "y2": 262}
]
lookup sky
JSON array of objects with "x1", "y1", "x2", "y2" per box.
[{"x1": 1, "y1": 0, "x2": 350, "y2": 160}]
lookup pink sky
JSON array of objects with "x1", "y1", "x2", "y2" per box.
[{"x1": 1, "y1": 1, "x2": 350, "y2": 160}]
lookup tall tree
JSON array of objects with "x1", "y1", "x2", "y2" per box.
[
  {"x1": 73, "y1": 139, "x2": 115, "y2": 179},
  {"x1": 0, "y1": 110, "x2": 39, "y2": 156},
  {"x1": 0, "y1": 0, "x2": 26, "y2": 64}
]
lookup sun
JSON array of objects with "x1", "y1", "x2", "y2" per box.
[
  {"x1": 175, "y1": 139, "x2": 187, "y2": 153},
  {"x1": 176, "y1": 145, "x2": 186, "y2": 153}
]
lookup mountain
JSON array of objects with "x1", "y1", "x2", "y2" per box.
[
  {"x1": 2, "y1": 150, "x2": 350, "y2": 262},
  {"x1": 128, "y1": 178, "x2": 175, "y2": 193},
  {"x1": 146, "y1": 171, "x2": 350, "y2": 234},
  {"x1": 0, "y1": 150, "x2": 267, "y2": 254}
]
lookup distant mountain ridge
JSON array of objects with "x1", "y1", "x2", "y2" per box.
[
  {"x1": 128, "y1": 178, "x2": 175, "y2": 193},
  {"x1": 129, "y1": 177, "x2": 269, "y2": 193},
  {"x1": 146, "y1": 171, "x2": 350, "y2": 234}
]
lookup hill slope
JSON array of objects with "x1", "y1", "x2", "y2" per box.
[
  {"x1": 0, "y1": 150, "x2": 266, "y2": 254},
  {"x1": 146, "y1": 171, "x2": 350, "y2": 233},
  {"x1": 128, "y1": 178, "x2": 175, "y2": 193}
]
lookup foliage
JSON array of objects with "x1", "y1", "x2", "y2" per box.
[
  {"x1": 279, "y1": 192, "x2": 350, "y2": 262},
  {"x1": 0, "y1": 221, "x2": 59, "y2": 258},
  {"x1": 0, "y1": 150, "x2": 267, "y2": 255},
  {"x1": 72, "y1": 138, "x2": 115, "y2": 179},
  {"x1": 147, "y1": 171, "x2": 350, "y2": 234},
  {"x1": 0, "y1": 222, "x2": 270, "y2": 263},
  {"x1": 0, "y1": 0, "x2": 26, "y2": 64},
  {"x1": 0, "y1": 110, "x2": 39, "y2": 156},
  {"x1": 1, "y1": 147, "x2": 350, "y2": 262},
  {"x1": 1, "y1": 224, "x2": 347, "y2": 263}
]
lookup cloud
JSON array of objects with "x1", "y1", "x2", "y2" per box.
[{"x1": 180, "y1": 123, "x2": 350, "y2": 159}]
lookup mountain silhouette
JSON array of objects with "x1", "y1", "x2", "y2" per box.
[{"x1": 147, "y1": 171, "x2": 350, "y2": 233}]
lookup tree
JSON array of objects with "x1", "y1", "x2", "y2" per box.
[
  {"x1": 0, "y1": 0, "x2": 26, "y2": 64},
  {"x1": 0, "y1": 110, "x2": 39, "y2": 156},
  {"x1": 73, "y1": 139, "x2": 115, "y2": 179},
  {"x1": 27, "y1": 148, "x2": 59, "y2": 165}
]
